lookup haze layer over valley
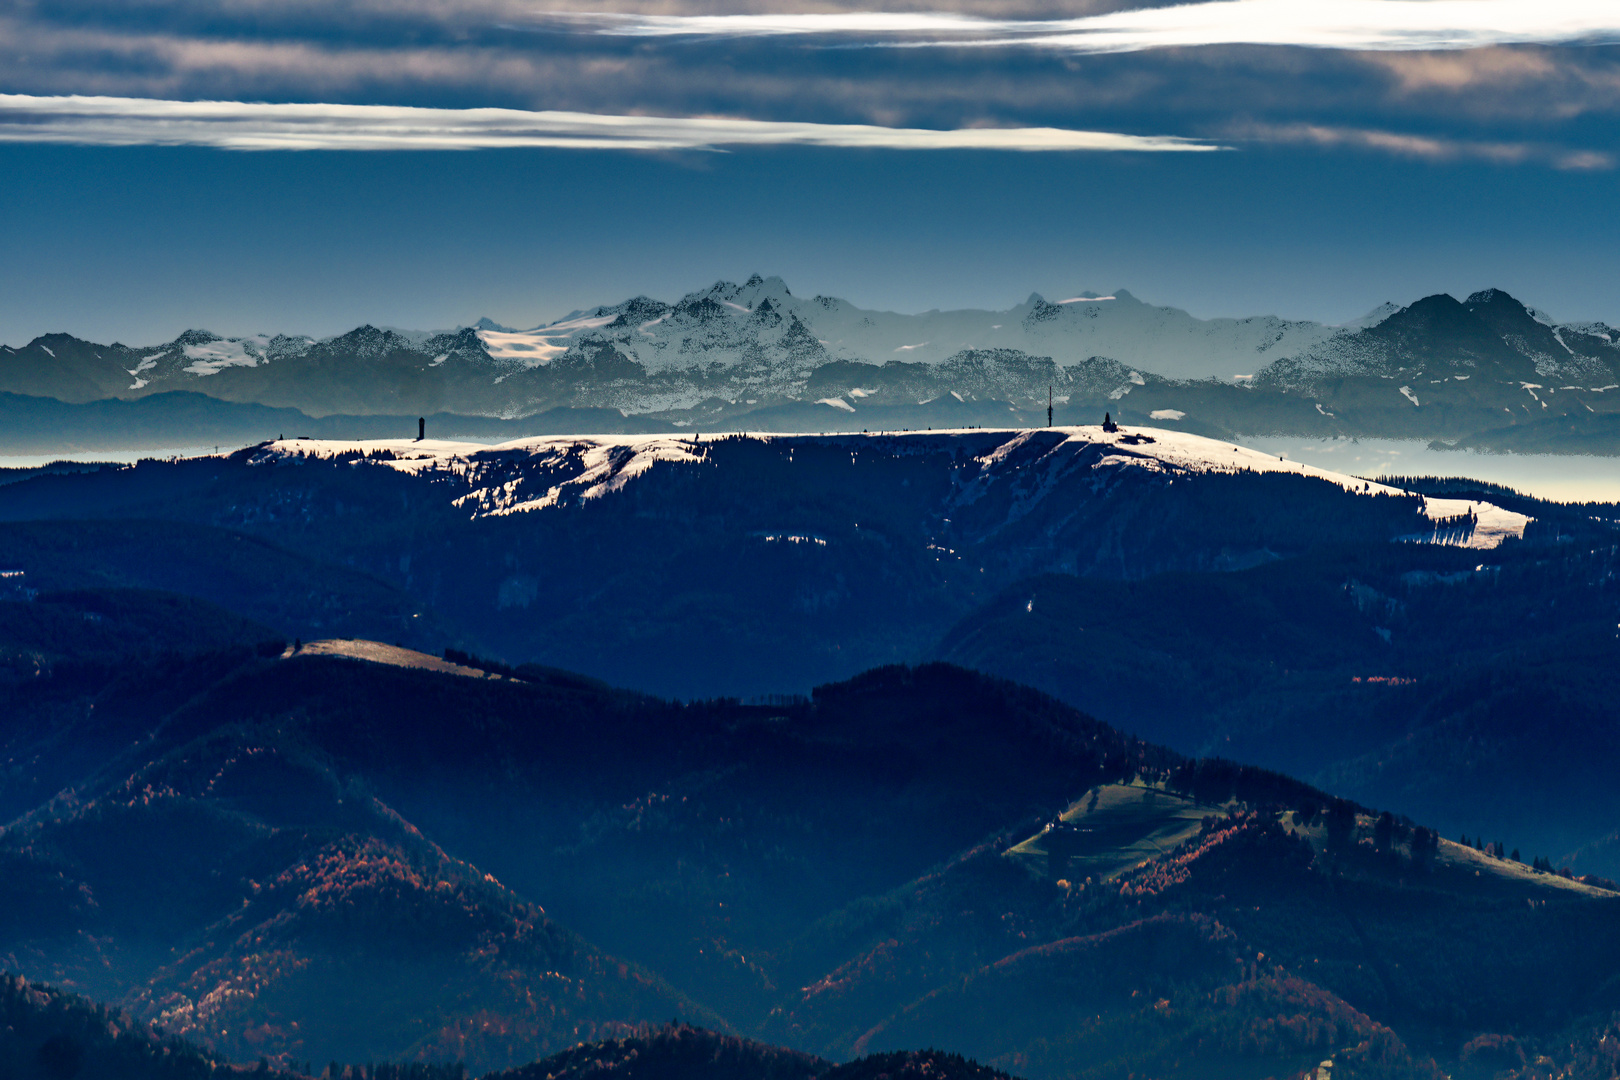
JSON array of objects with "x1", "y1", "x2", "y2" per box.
[{"x1": 2, "y1": 424, "x2": 1617, "y2": 882}]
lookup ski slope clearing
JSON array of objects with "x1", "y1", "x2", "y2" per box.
[
  {"x1": 293, "y1": 638, "x2": 507, "y2": 680},
  {"x1": 1008, "y1": 782, "x2": 1617, "y2": 898},
  {"x1": 261, "y1": 425, "x2": 1530, "y2": 549},
  {"x1": 1005, "y1": 781, "x2": 1216, "y2": 883}
]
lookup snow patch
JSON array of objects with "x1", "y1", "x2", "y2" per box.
[
  {"x1": 1082, "y1": 427, "x2": 1530, "y2": 550},
  {"x1": 1414, "y1": 498, "x2": 1531, "y2": 550},
  {"x1": 182, "y1": 338, "x2": 260, "y2": 375},
  {"x1": 817, "y1": 397, "x2": 856, "y2": 412},
  {"x1": 1149, "y1": 409, "x2": 1185, "y2": 420},
  {"x1": 39, "y1": 345, "x2": 55, "y2": 357},
  {"x1": 478, "y1": 311, "x2": 617, "y2": 366},
  {"x1": 758, "y1": 533, "x2": 827, "y2": 546},
  {"x1": 1399, "y1": 386, "x2": 1420, "y2": 407},
  {"x1": 477, "y1": 330, "x2": 570, "y2": 365}
]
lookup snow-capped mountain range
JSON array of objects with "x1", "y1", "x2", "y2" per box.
[
  {"x1": 2, "y1": 276, "x2": 1618, "y2": 448},
  {"x1": 475, "y1": 275, "x2": 1332, "y2": 380}
]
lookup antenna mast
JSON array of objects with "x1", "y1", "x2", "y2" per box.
[{"x1": 1047, "y1": 386, "x2": 1053, "y2": 428}]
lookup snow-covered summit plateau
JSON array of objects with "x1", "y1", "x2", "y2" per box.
[{"x1": 258, "y1": 426, "x2": 1529, "y2": 550}]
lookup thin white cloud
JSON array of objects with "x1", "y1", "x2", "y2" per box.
[
  {"x1": 556, "y1": 0, "x2": 1620, "y2": 53},
  {"x1": 0, "y1": 94, "x2": 1222, "y2": 152},
  {"x1": 1235, "y1": 120, "x2": 1615, "y2": 168}
]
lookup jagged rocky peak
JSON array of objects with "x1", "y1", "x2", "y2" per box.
[
  {"x1": 1023, "y1": 288, "x2": 1137, "y2": 323},
  {"x1": 1344, "y1": 301, "x2": 1400, "y2": 329},
  {"x1": 749, "y1": 296, "x2": 785, "y2": 327},
  {"x1": 672, "y1": 294, "x2": 729, "y2": 322},
  {"x1": 422, "y1": 326, "x2": 493, "y2": 361},
  {"x1": 265, "y1": 333, "x2": 313, "y2": 358},
  {"x1": 25, "y1": 332, "x2": 89, "y2": 350},
  {"x1": 1463, "y1": 288, "x2": 1539, "y2": 322},
  {"x1": 1465, "y1": 287, "x2": 1518, "y2": 307},
  {"x1": 683, "y1": 275, "x2": 794, "y2": 311},
  {"x1": 1461, "y1": 288, "x2": 1559, "y2": 341},
  {"x1": 1373, "y1": 292, "x2": 1482, "y2": 334},
  {"x1": 729, "y1": 274, "x2": 794, "y2": 309},
  {"x1": 606, "y1": 296, "x2": 673, "y2": 328},
  {"x1": 322, "y1": 324, "x2": 421, "y2": 358},
  {"x1": 776, "y1": 313, "x2": 828, "y2": 361},
  {"x1": 474, "y1": 316, "x2": 518, "y2": 333}
]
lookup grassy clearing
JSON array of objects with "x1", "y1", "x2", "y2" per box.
[
  {"x1": 1011, "y1": 783, "x2": 1619, "y2": 900},
  {"x1": 1005, "y1": 781, "x2": 1221, "y2": 883},
  {"x1": 1428, "y1": 834, "x2": 1617, "y2": 897},
  {"x1": 1280, "y1": 812, "x2": 1620, "y2": 898}
]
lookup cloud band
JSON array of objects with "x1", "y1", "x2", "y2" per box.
[
  {"x1": 557, "y1": 0, "x2": 1620, "y2": 53},
  {"x1": 0, "y1": 94, "x2": 1221, "y2": 152}
]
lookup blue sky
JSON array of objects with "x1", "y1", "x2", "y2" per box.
[{"x1": 2, "y1": 0, "x2": 1618, "y2": 342}]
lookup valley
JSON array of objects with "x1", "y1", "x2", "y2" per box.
[
  {"x1": 4, "y1": 632, "x2": 1620, "y2": 1080},
  {"x1": 1, "y1": 426, "x2": 1615, "y2": 876}
]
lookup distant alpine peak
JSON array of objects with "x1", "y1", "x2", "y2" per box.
[
  {"x1": 690, "y1": 274, "x2": 794, "y2": 310},
  {"x1": 6, "y1": 279, "x2": 1614, "y2": 429},
  {"x1": 1343, "y1": 301, "x2": 1400, "y2": 330},
  {"x1": 172, "y1": 328, "x2": 226, "y2": 346}
]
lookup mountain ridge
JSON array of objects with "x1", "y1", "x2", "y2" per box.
[
  {"x1": 6, "y1": 279, "x2": 1616, "y2": 450},
  {"x1": 5, "y1": 640, "x2": 1620, "y2": 1078},
  {"x1": 4, "y1": 426, "x2": 1617, "y2": 884}
]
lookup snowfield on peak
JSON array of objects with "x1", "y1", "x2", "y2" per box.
[
  {"x1": 181, "y1": 335, "x2": 268, "y2": 375},
  {"x1": 476, "y1": 277, "x2": 1335, "y2": 381},
  {"x1": 262, "y1": 434, "x2": 706, "y2": 517},
  {"x1": 258, "y1": 425, "x2": 1529, "y2": 548},
  {"x1": 478, "y1": 312, "x2": 618, "y2": 365},
  {"x1": 8, "y1": 281, "x2": 1617, "y2": 449}
]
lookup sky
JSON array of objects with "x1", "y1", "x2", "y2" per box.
[{"x1": 1, "y1": 0, "x2": 1619, "y2": 343}]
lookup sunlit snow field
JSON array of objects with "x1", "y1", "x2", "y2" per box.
[
  {"x1": 1240, "y1": 437, "x2": 1620, "y2": 503},
  {"x1": 0, "y1": 446, "x2": 229, "y2": 468},
  {"x1": 2, "y1": 434, "x2": 1616, "y2": 503}
]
